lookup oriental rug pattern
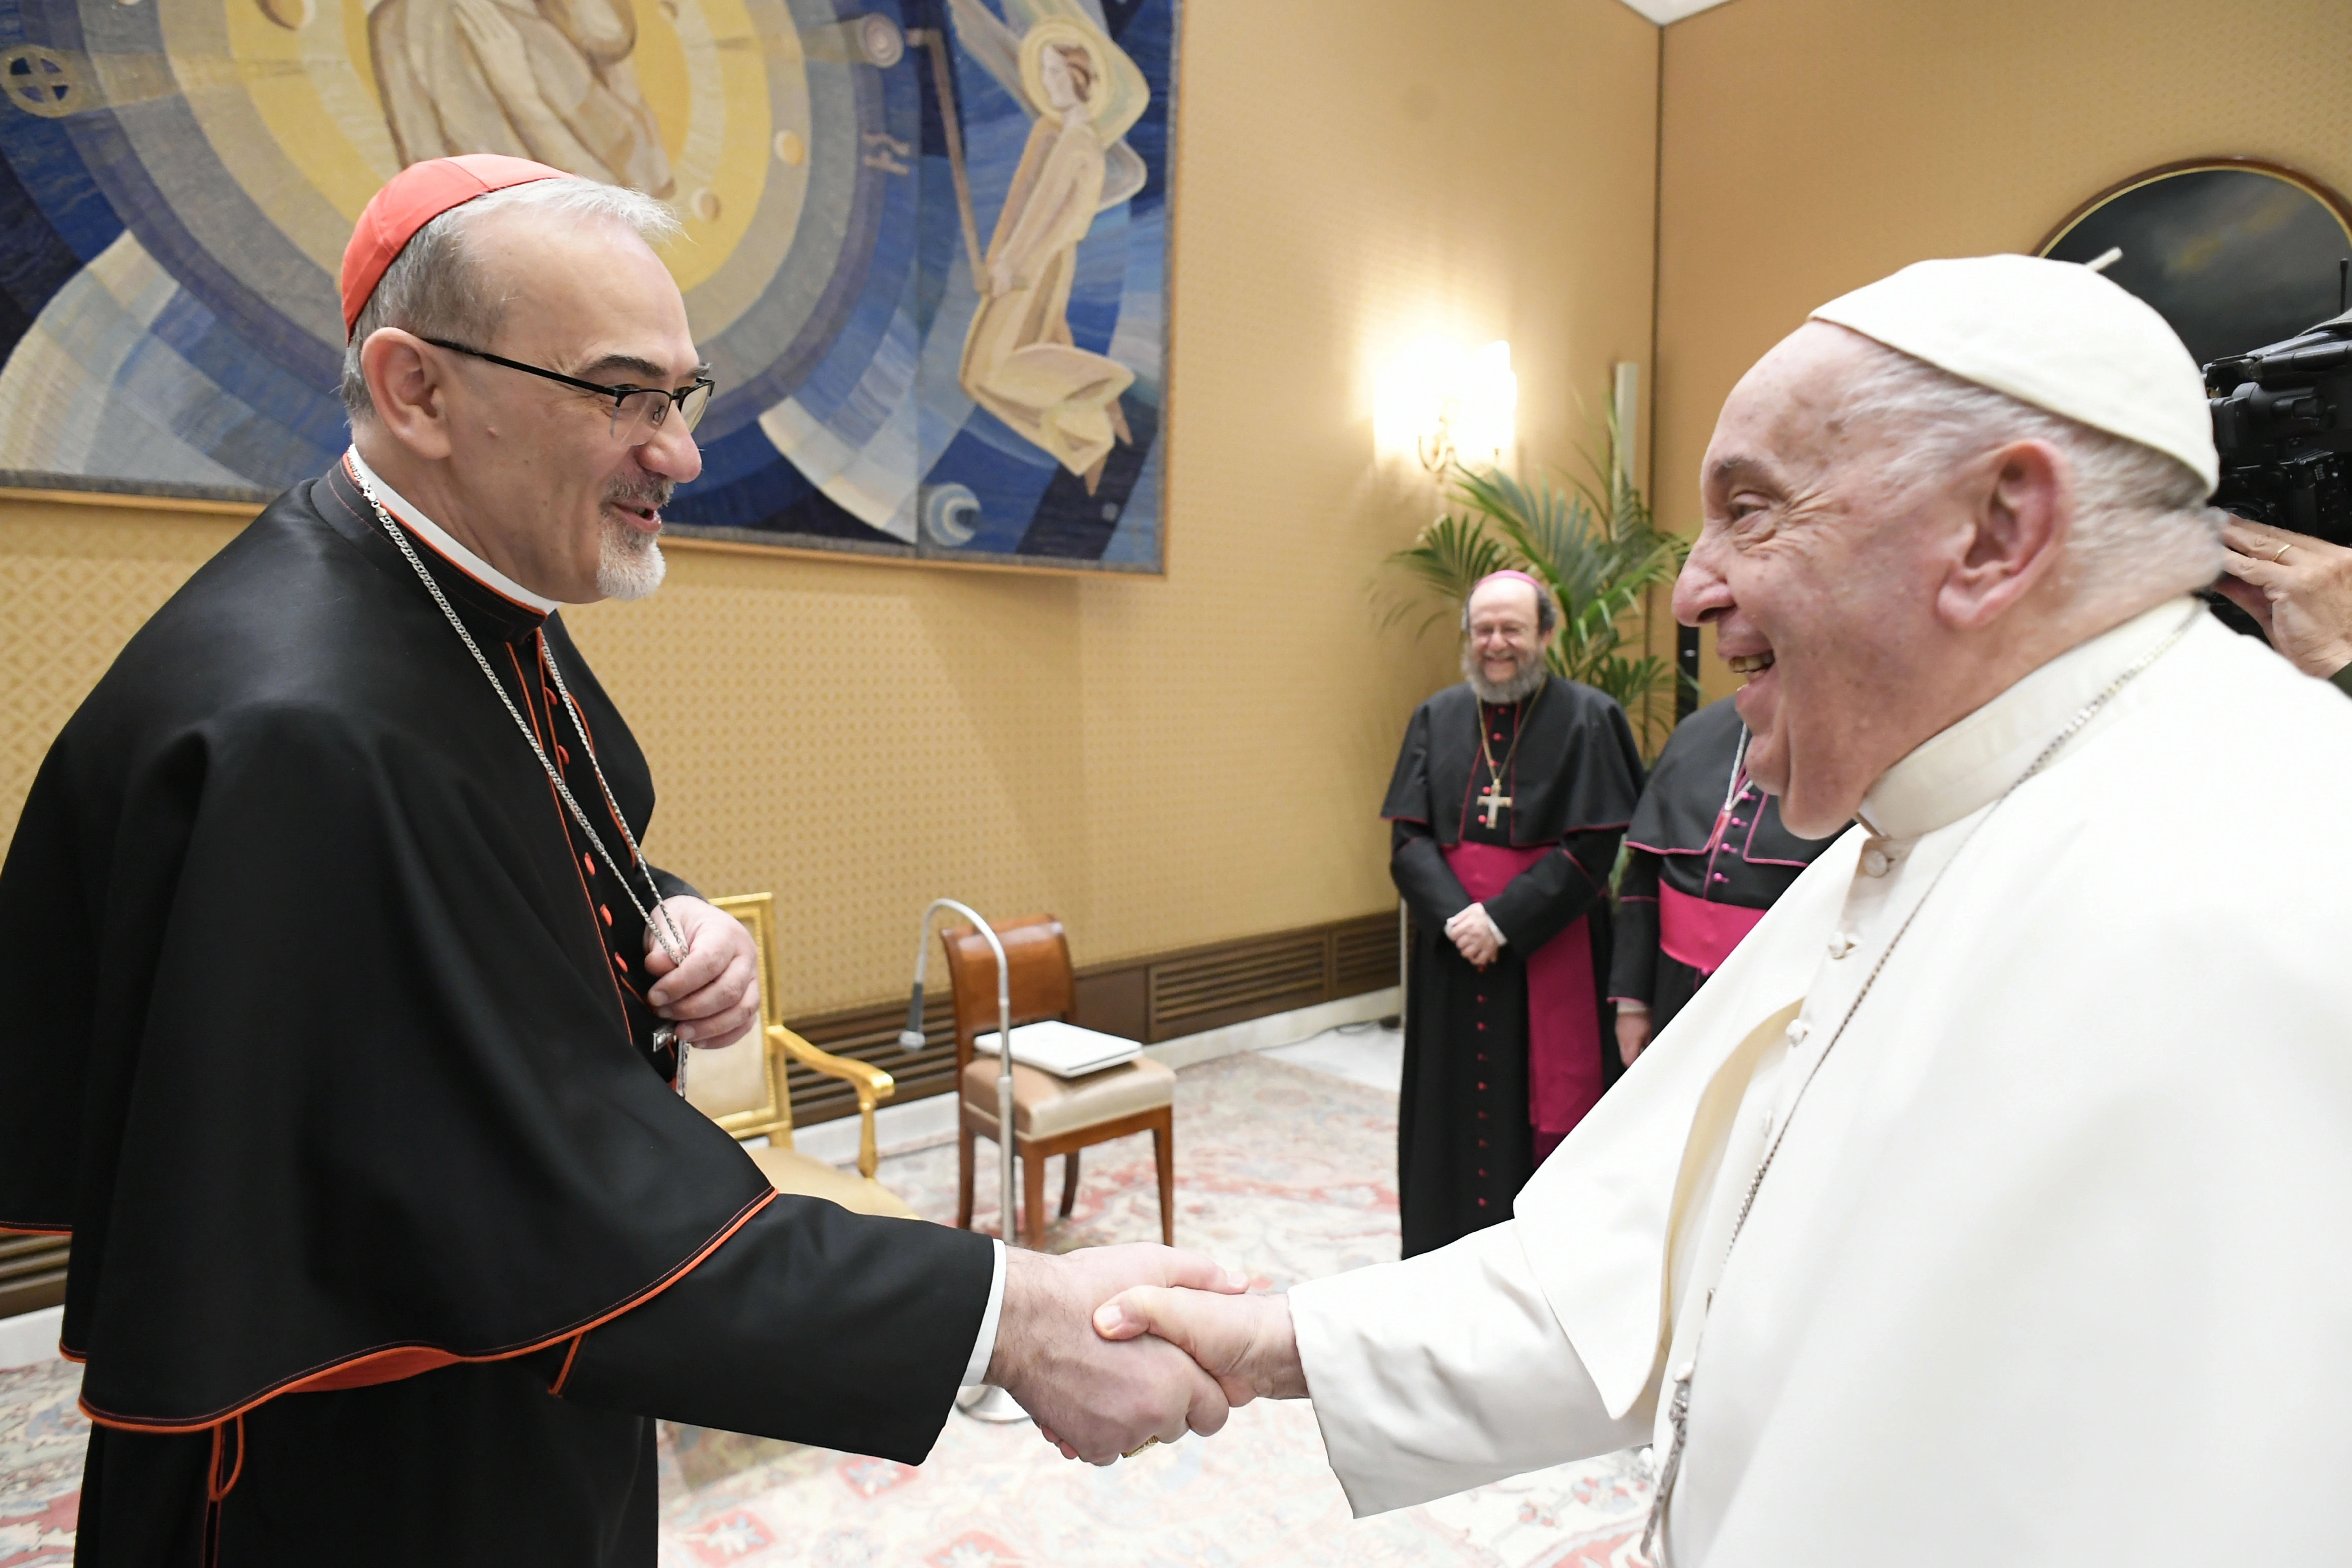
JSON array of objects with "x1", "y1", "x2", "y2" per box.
[
  {"x1": 657, "y1": 1051, "x2": 1654, "y2": 1568},
  {"x1": 0, "y1": 1050, "x2": 1653, "y2": 1567},
  {"x1": 0, "y1": 1359, "x2": 81, "y2": 1567}
]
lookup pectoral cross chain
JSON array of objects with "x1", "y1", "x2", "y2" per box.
[{"x1": 1475, "y1": 691, "x2": 1535, "y2": 833}]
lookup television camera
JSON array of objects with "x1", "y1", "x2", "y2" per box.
[{"x1": 2206, "y1": 282, "x2": 2352, "y2": 547}]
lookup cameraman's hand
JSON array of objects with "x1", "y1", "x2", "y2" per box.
[{"x1": 2216, "y1": 517, "x2": 2352, "y2": 679}]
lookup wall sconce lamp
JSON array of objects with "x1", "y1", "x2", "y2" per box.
[{"x1": 1375, "y1": 339, "x2": 1518, "y2": 472}]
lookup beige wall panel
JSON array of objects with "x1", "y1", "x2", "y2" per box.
[
  {"x1": 1654, "y1": 0, "x2": 2352, "y2": 702},
  {"x1": 0, "y1": 0, "x2": 1661, "y2": 1017},
  {"x1": 0, "y1": 500, "x2": 248, "y2": 827}
]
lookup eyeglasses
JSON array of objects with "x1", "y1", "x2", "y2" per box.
[{"x1": 423, "y1": 338, "x2": 715, "y2": 442}]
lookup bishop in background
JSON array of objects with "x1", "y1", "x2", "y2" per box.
[
  {"x1": 1098, "y1": 254, "x2": 2352, "y2": 1563},
  {"x1": 1381, "y1": 571, "x2": 1643, "y2": 1256},
  {"x1": 1609, "y1": 693, "x2": 1842, "y2": 1067}
]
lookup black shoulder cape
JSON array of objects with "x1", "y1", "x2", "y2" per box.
[
  {"x1": 1381, "y1": 674, "x2": 1644, "y2": 844},
  {"x1": 1626, "y1": 693, "x2": 1831, "y2": 867},
  {"x1": 0, "y1": 469, "x2": 778, "y2": 1431}
]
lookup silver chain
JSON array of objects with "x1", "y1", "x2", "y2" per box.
[
  {"x1": 349, "y1": 472, "x2": 689, "y2": 987},
  {"x1": 1643, "y1": 606, "x2": 2198, "y2": 1566},
  {"x1": 1709, "y1": 726, "x2": 1752, "y2": 851},
  {"x1": 532, "y1": 638, "x2": 685, "y2": 966}
]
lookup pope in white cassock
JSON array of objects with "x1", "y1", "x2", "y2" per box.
[{"x1": 1088, "y1": 254, "x2": 2352, "y2": 1564}]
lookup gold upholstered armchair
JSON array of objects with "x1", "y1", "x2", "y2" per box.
[{"x1": 681, "y1": 893, "x2": 917, "y2": 1219}]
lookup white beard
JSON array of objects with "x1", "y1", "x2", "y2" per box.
[
  {"x1": 597, "y1": 518, "x2": 667, "y2": 601},
  {"x1": 1462, "y1": 645, "x2": 1548, "y2": 704}
]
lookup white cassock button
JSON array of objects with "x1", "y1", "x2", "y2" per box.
[
  {"x1": 1826, "y1": 931, "x2": 1857, "y2": 958},
  {"x1": 1861, "y1": 847, "x2": 1890, "y2": 877},
  {"x1": 1786, "y1": 1019, "x2": 1811, "y2": 1047}
]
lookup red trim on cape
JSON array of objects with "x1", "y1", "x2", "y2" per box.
[
  {"x1": 77, "y1": 1187, "x2": 780, "y2": 1434},
  {"x1": 549, "y1": 1334, "x2": 585, "y2": 1396},
  {"x1": 205, "y1": 1415, "x2": 246, "y2": 1501}
]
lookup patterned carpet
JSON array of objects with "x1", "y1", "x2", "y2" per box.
[
  {"x1": 0, "y1": 1050, "x2": 1652, "y2": 1567},
  {"x1": 0, "y1": 1358, "x2": 79, "y2": 1567},
  {"x1": 656, "y1": 1052, "x2": 1653, "y2": 1568}
]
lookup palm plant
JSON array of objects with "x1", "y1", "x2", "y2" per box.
[{"x1": 1380, "y1": 413, "x2": 1689, "y2": 757}]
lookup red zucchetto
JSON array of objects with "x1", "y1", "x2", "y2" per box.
[{"x1": 341, "y1": 154, "x2": 570, "y2": 338}]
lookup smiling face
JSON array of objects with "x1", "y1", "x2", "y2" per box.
[
  {"x1": 427, "y1": 208, "x2": 705, "y2": 603},
  {"x1": 1673, "y1": 325, "x2": 1979, "y2": 834},
  {"x1": 1464, "y1": 578, "x2": 1553, "y2": 697}
]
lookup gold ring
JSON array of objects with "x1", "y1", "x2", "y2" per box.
[
  {"x1": 1122, "y1": 1436, "x2": 1161, "y2": 1458},
  {"x1": 2274, "y1": 543, "x2": 2293, "y2": 562}
]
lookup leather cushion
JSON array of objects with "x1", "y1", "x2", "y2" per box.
[
  {"x1": 748, "y1": 1143, "x2": 920, "y2": 1220},
  {"x1": 960, "y1": 1054, "x2": 1174, "y2": 1140}
]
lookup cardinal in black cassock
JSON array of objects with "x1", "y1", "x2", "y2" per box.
[
  {"x1": 1382, "y1": 573, "x2": 1644, "y2": 1258},
  {"x1": 1608, "y1": 694, "x2": 1843, "y2": 1059},
  {"x1": 0, "y1": 455, "x2": 993, "y2": 1565},
  {"x1": 0, "y1": 158, "x2": 994, "y2": 1566}
]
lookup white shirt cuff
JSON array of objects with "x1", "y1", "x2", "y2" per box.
[{"x1": 960, "y1": 1238, "x2": 1008, "y2": 1387}]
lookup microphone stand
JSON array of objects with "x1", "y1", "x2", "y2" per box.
[{"x1": 902, "y1": 898, "x2": 1028, "y2": 1424}]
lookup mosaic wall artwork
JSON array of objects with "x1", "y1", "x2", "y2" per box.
[{"x1": 0, "y1": 0, "x2": 1175, "y2": 570}]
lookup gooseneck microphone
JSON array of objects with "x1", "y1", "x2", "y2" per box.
[{"x1": 902, "y1": 898, "x2": 1026, "y2": 1422}]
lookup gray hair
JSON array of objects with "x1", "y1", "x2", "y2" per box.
[
  {"x1": 1833, "y1": 338, "x2": 2221, "y2": 599},
  {"x1": 1461, "y1": 576, "x2": 1558, "y2": 636},
  {"x1": 341, "y1": 178, "x2": 681, "y2": 425}
]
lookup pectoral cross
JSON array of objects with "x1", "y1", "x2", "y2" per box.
[{"x1": 1478, "y1": 783, "x2": 1511, "y2": 829}]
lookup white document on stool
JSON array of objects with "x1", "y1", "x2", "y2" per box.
[{"x1": 972, "y1": 1020, "x2": 1142, "y2": 1078}]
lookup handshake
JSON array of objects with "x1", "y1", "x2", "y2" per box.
[{"x1": 986, "y1": 1244, "x2": 1312, "y2": 1463}]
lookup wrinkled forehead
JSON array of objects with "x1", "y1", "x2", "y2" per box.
[
  {"x1": 1705, "y1": 322, "x2": 1894, "y2": 493},
  {"x1": 1467, "y1": 578, "x2": 1541, "y2": 625}
]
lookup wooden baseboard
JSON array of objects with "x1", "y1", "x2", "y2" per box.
[
  {"x1": 0, "y1": 913, "x2": 1402, "y2": 1319},
  {"x1": 781, "y1": 910, "x2": 1398, "y2": 1127},
  {"x1": 0, "y1": 1233, "x2": 68, "y2": 1321}
]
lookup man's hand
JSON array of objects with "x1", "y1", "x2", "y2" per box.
[
  {"x1": 1092, "y1": 1285, "x2": 1307, "y2": 1407},
  {"x1": 642, "y1": 897, "x2": 759, "y2": 1047},
  {"x1": 1444, "y1": 903, "x2": 1504, "y2": 969},
  {"x1": 988, "y1": 1245, "x2": 1248, "y2": 1465},
  {"x1": 2215, "y1": 517, "x2": 2352, "y2": 678},
  {"x1": 1615, "y1": 1007, "x2": 1651, "y2": 1068}
]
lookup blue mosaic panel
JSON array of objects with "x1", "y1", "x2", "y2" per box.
[{"x1": 0, "y1": 0, "x2": 1174, "y2": 571}]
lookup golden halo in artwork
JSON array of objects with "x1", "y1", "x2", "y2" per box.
[{"x1": 1018, "y1": 15, "x2": 1145, "y2": 147}]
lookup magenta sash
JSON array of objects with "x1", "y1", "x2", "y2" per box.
[
  {"x1": 1657, "y1": 880, "x2": 1767, "y2": 977},
  {"x1": 1442, "y1": 841, "x2": 1603, "y2": 1136}
]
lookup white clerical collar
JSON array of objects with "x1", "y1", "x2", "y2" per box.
[
  {"x1": 1856, "y1": 596, "x2": 2200, "y2": 840},
  {"x1": 343, "y1": 447, "x2": 561, "y2": 615}
]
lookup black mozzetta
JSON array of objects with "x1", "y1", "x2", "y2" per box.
[
  {"x1": 1610, "y1": 695, "x2": 1844, "y2": 1033},
  {"x1": 0, "y1": 462, "x2": 991, "y2": 1558}
]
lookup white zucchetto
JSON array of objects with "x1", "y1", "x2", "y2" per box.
[{"x1": 1810, "y1": 253, "x2": 2219, "y2": 492}]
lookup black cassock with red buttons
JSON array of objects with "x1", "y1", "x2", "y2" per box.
[
  {"x1": 1381, "y1": 674, "x2": 1644, "y2": 1258},
  {"x1": 1608, "y1": 694, "x2": 1844, "y2": 1035}
]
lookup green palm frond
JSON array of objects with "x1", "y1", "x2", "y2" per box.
[
  {"x1": 1376, "y1": 513, "x2": 1514, "y2": 637},
  {"x1": 1375, "y1": 408, "x2": 1691, "y2": 759},
  {"x1": 1562, "y1": 398, "x2": 1655, "y2": 546}
]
